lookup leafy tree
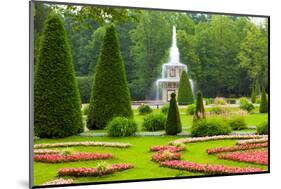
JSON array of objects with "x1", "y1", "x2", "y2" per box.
[
  {"x1": 178, "y1": 71, "x2": 194, "y2": 105},
  {"x1": 34, "y1": 13, "x2": 83, "y2": 138},
  {"x1": 165, "y1": 93, "x2": 182, "y2": 135},
  {"x1": 259, "y1": 87, "x2": 268, "y2": 113},
  {"x1": 194, "y1": 91, "x2": 205, "y2": 120},
  {"x1": 77, "y1": 76, "x2": 93, "y2": 103},
  {"x1": 87, "y1": 25, "x2": 133, "y2": 129}
]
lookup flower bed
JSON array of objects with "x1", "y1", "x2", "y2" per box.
[
  {"x1": 207, "y1": 142, "x2": 268, "y2": 154},
  {"x1": 236, "y1": 137, "x2": 268, "y2": 145},
  {"x1": 150, "y1": 145, "x2": 185, "y2": 152},
  {"x1": 58, "y1": 164, "x2": 134, "y2": 177},
  {"x1": 42, "y1": 178, "x2": 74, "y2": 186},
  {"x1": 160, "y1": 160, "x2": 263, "y2": 174},
  {"x1": 152, "y1": 150, "x2": 181, "y2": 162},
  {"x1": 34, "y1": 149, "x2": 61, "y2": 154},
  {"x1": 170, "y1": 135, "x2": 266, "y2": 145},
  {"x1": 34, "y1": 153, "x2": 112, "y2": 163},
  {"x1": 34, "y1": 141, "x2": 131, "y2": 149},
  {"x1": 218, "y1": 150, "x2": 268, "y2": 165}
]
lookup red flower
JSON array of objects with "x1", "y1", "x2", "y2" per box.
[{"x1": 150, "y1": 145, "x2": 185, "y2": 152}]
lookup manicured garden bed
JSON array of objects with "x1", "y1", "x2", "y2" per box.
[{"x1": 34, "y1": 136, "x2": 268, "y2": 186}]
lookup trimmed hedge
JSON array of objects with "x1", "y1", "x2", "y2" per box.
[
  {"x1": 106, "y1": 117, "x2": 137, "y2": 137},
  {"x1": 257, "y1": 122, "x2": 268, "y2": 135},
  {"x1": 142, "y1": 113, "x2": 166, "y2": 131},
  {"x1": 227, "y1": 115, "x2": 247, "y2": 130},
  {"x1": 138, "y1": 104, "x2": 153, "y2": 115},
  {"x1": 186, "y1": 104, "x2": 196, "y2": 115},
  {"x1": 191, "y1": 116, "x2": 232, "y2": 137},
  {"x1": 177, "y1": 71, "x2": 194, "y2": 105},
  {"x1": 165, "y1": 93, "x2": 182, "y2": 135},
  {"x1": 77, "y1": 76, "x2": 92, "y2": 104},
  {"x1": 87, "y1": 25, "x2": 133, "y2": 129},
  {"x1": 34, "y1": 13, "x2": 83, "y2": 138}
]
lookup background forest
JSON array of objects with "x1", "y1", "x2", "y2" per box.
[{"x1": 34, "y1": 4, "x2": 268, "y2": 103}]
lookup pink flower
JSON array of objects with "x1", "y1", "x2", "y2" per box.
[
  {"x1": 34, "y1": 153, "x2": 112, "y2": 163},
  {"x1": 207, "y1": 142, "x2": 268, "y2": 154},
  {"x1": 150, "y1": 145, "x2": 185, "y2": 152},
  {"x1": 218, "y1": 150, "x2": 268, "y2": 165},
  {"x1": 152, "y1": 150, "x2": 181, "y2": 162},
  {"x1": 160, "y1": 160, "x2": 263, "y2": 174},
  {"x1": 58, "y1": 164, "x2": 134, "y2": 177}
]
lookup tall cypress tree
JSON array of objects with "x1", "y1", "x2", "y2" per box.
[
  {"x1": 177, "y1": 71, "x2": 194, "y2": 105},
  {"x1": 259, "y1": 87, "x2": 268, "y2": 113},
  {"x1": 255, "y1": 80, "x2": 261, "y2": 96},
  {"x1": 194, "y1": 91, "x2": 205, "y2": 120},
  {"x1": 87, "y1": 25, "x2": 133, "y2": 129},
  {"x1": 165, "y1": 93, "x2": 182, "y2": 135},
  {"x1": 251, "y1": 86, "x2": 256, "y2": 103},
  {"x1": 34, "y1": 13, "x2": 83, "y2": 138}
]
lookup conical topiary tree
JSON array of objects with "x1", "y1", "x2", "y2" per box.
[
  {"x1": 255, "y1": 79, "x2": 260, "y2": 96},
  {"x1": 259, "y1": 87, "x2": 268, "y2": 113},
  {"x1": 34, "y1": 13, "x2": 83, "y2": 138},
  {"x1": 165, "y1": 93, "x2": 182, "y2": 135},
  {"x1": 251, "y1": 86, "x2": 256, "y2": 103},
  {"x1": 87, "y1": 25, "x2": 133, "y2": 130},
  {"x1": 194, "y1": 91, "x2": 205, "y2": 120},
  {"x1": 177, "y1": 70, "x2": 194, "y2": 105}
]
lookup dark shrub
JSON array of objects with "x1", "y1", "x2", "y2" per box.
[
  {"x1": 34, "y1": 14, "x2": 83, "y2": 138},
  {"x1": 259, "y1": 88, "x2": 268, "y2": 113},
  {"x1": 177, "y1": 71, "x2": 194, "y2": 105},
  {"x1": 106, "y1": 117, "x2": 137, "y2": 137},
  {"x1": 161, "y1": 104, "x2": 169, "y2": 114},
  {"x1": 227, "y1": 115, "x2": 247, "y2": 130},
  {"x1": 239, "y1": 97, "x2": 254, "y2": 112},
  {"x1": 87, "y1": 25, "x2": 133, "y2": 129},
  {"x1": 186, "y1": 104, "x2": 196, "y2": 115},
  {"x1": 77, "y1": 76, "x2": 92, "y2": 104},
  {"x1": 142, "y1": 113, "x2": 166, "y2": 131},
  {"x1": 226, "y1": 98, "x2": 236, "y2": 104},
  {"x1": 191, "y1": 116, "x2": 232, "y2": 137},
  {"x1": 257, "y1": 122, "x2": 268, "y2": 135},
  {"x1": 194, "y1": 91, "x2": 205, "y2": 120},
  {"x1": 165, "y1": 93, "x2": 182, "y2": 135},
  {"x1": 138, "y1": 104, "x2": 153, "y2": 115}
]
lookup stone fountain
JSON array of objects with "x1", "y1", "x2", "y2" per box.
[{"x1": 156, "y1": 26, "x2": 194, "y2": 102}]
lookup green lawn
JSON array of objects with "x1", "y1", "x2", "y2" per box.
[{"x1": 34, "y1": 136, "x2": 268, "y2": 186}]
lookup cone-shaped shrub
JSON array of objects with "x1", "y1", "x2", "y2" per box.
[
  {"x1": 255, "y1": 80, "x2": 260, "y2": 96},
  {"x1": 177, "y1": 71, "x2": 194, "y2": 105},
  {"x1": 165, "y1": 93, "x2": 182, "y2": 135},
  {"x1": 259, "y1": 88, "x2": 268, "y2": 113},
  {"x1": 251, "y1": 86, "x2": 256, "y2": 103},
  {"x1": 194, "y1": 91, "x2": 205, "y2": 120},
  {"x1": 34, "y1": 14, "x2": 83, "y2": 138},
  {"x1": 87, "y1": 25, "x2": 133, "y2": 129}
]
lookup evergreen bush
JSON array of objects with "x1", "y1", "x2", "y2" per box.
[
  {"x1": 106, "y1": 117, "x2": 137, "y2": 137},
  {"x1": 165, "y1": 93, "x2": 182, "y2": 135},
  {"x1": 257, "y1": 122, "x2": 268, "y2": 135},
  {"x1": 194, "y1": 91, "x2": 205, "y2": 120},
  {"x1": 87, "y1": 25, "x2": 133, "y2": 129},
  {"x1": 138, "y1": 104, "x2": 153, "y2": 115},
  {"x1": 186, "y1": 104, "x2": 196, "y2": 115},
  {"x1": 34, "y1": 13, "x2": 83, "y2": 138},
  {"x1": 142, "y1": 113, "x2": 166, "y2": 131},
  {"x1": 177, "y1": 71, "x2": 194, "y2": 105},
  {"x1": 191, "y1": 116, "x2": 232, "y2": 137},
  {"x1": 239, "y1": 97, "x2": 254, "y2": 112},
  {"x1": 161, "y1": 104, "x2": 169, "y2": 114},
  {"x1": 259, "y1": 88, "x2": 268, "y2": 113},
  {"x1": 227, "y1": 115, "x2": 247, "y2": 130},
  {"x1": 251, "y1": 86, "x2": 256, "y2": 103}
]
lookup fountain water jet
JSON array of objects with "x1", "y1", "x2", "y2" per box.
[{"x1": 156, "y1": 26, "x2": 194, "y2": 102}]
